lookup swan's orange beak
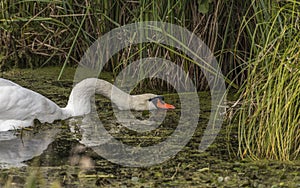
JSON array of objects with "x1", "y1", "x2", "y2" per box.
[{"x1": 156, "y1": 99, "x2": 175, "y2": 110}]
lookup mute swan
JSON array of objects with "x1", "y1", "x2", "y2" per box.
[{"x1": 0, "y1": 78, "x2": 175, "y2": 131}]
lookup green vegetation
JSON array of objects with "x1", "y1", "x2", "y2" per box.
[{"x1": 234, "y1": 0, "x2": 300, "y2": 160}]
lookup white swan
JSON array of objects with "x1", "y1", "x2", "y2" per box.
[{"x1": 0, "y1": 78, "x2": 175, "y2": 131}]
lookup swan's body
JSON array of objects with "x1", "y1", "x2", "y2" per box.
[
  {"x1": 0, "y1": 78, "x2": 174, "y2": 131},
  {"x1": 0, "y1": 78, "x2": 69, "y2": 131}
]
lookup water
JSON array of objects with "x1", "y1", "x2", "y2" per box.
[{"x1": 0, "y1": 68, "x2": 299, "y2": 187}]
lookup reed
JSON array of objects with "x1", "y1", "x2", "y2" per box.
[
  {"x1": 0, "y1": 0, "x2": 245, "y2": 90},
  {"x1": 234, "y1": 0, "x2": 300, "y2": 160}
]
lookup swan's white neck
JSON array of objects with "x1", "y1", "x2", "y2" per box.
[{"x1": 64, "y1": 78, "x2": 133, "y2": 116}]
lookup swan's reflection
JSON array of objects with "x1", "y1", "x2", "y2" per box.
[
  {"x1": 76, "y1": 109, "x2": 188, "y2": 167},
  {"x1": 0, "y1": 128, "x2": 59, "y2": 168},
  {"x1": 76, "y1": 110, "x2": 166, "y2": 146},
  {"x1": 113, "y1": 109, "x2": 166, "y2": 132}
]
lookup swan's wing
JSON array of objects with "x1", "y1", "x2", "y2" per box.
[{"x1": 0, "y1": 83, "x2": 67, "y2": 128}]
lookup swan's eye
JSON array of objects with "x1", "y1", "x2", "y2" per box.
[{"x1": 149, "y1": 96, "x2": 164, "y2": 101}]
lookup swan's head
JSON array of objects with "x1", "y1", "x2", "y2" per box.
[{"x1": 130, "y1": 94, "x2": 175, "y2": 111}]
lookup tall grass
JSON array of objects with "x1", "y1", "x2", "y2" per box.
[
  {"x1": 235, "y1": 0, "x2": 300, "y2": 160},
  {"x1": 0, "y1": 0, "x2": 93, "y2": 68}
]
